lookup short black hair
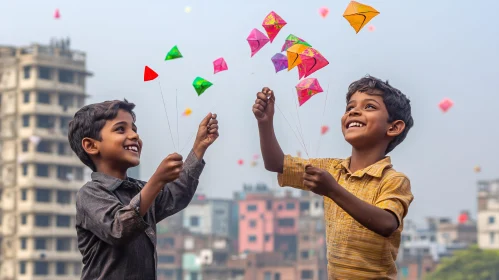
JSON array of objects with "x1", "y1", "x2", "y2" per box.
[
  {"x1": 346, "y1": 75, "x2": 414, "y2": 154},
  {"x1": 68, "y1": 99, "x2": 136, "y2": 171}
]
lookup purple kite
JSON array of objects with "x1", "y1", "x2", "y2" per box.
[
  {"x1": 213, "y1": 57, "x2": 228, "y2": 74},
  {"x1": 271, "y1": 53, "x2": 287, "y2": 73},
  {"x1": 247, "y1": 28, "x2": 270, "y2": 57}
]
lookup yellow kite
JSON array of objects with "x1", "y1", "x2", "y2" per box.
[
  {"x1": 343, "y1": 1, "x2": 379, "y2": 33},
  {"x1": 286, "y1": 43, "x2": 310, "y2": 71}
]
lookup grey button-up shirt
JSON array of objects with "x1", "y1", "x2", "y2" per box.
[{"x1": 75, "y1": 150, "x2": 205, "y2": 280}]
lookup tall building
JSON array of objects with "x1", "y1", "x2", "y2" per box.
[
  {"x1": 477, "y1": 179, "x2": 499, "y2": 249},
  {"x1": 0, "y1": 40, "x2": 92, "y2": 280},
  {"x1": 182, "y1": 195, "x2": 234, "y2": 238}
]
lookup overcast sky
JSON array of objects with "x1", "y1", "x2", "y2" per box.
[{"x1": 3, "y1": 0, "x2": 499, "y2": 226}]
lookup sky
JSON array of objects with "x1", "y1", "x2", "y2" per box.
[{"x1": 2, "y1": 0, "x2": 499, "y2": 226}]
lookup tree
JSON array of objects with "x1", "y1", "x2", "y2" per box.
[{"x1": 426, "y1": 246, "x2": 499, "y2": 280}]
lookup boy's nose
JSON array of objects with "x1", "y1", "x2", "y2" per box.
[{"x1": 348, "y1": 108, "x2": 361, "y2": 116}]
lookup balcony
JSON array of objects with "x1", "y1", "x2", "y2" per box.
[
  {"x1": 16, "y1": 250, "x2": 81, "y2": 262},
  {"x1": 17, "y1": 225, "x2": 76, "y2": 237},
  {"x1": 18, "y1": 151, "x2": 82, "y2": 167},
  {"x1": 17, "y1": 176, "x2": 82, "y2": 191},
  {"x1": 19, "y1": 127, "x2": 68, "y2": 141},
  {"x1": 17, "y1": 202, "x2": 75, "y2": 215},
  {"x1": 19, "y1": 102, "x2": 79, "y2": 118}
]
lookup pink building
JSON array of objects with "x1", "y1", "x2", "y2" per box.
[{"x1": 239, "y1": 190, "x2": 299, "y2": 260}]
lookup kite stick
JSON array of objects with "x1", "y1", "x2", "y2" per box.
[
  {"x1": 157, "y1": 80, "x2": 177, "y2": 151},
  {"x1": 315, "y1": 83, "x2": 331, "y2": 157}
]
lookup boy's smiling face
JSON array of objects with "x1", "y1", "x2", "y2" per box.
[
  {"x1": 95, "y1": 109, "x2": 142, "y2": 170},
  {"x1": 341, "y1": 91, "x2": 392, "y2": 149}
]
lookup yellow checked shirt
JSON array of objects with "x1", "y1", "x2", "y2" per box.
[{"x1": 278, "y1": 155, "x2": 413, "y2": 280}]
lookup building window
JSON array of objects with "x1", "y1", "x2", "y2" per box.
[
  {"x1": 36, "y1": 164, "x2": 49, "y2": 177},
  {"x1": 59, "y1": 94, "x2": 73, "y2": 109},
  {"x1": 23, "y1": 91, "x2": 30, "y2": 103},
  {"x1": 35, "y1": 214, "x2": 50, "y2": 227},
  {"x1": 35, "y1": 238, "x2": 47, "y2": 250},
  {"x1": 59, "y1": 70, "x2": 74, "y2": 83},
  {"x1": 34, "y1": 261, "x2": 49, "y2": 275},
  {"x1": 22, "y1": 115, "x2": 30, "y2": 127},
  {"x1": 266, "y1": 200, "x2": 272, "y2": 210},
  {"x1": 20, "y1": 214, "x2": 27, "y2": 225},
  {"x1": 302, "y1": 235, "x2": 309, "y2": 241},
  {"x1": 247, "y1": 204, "x2": 257, "y2": 211},
  {"x1": 56, "y1": 262, "x2": 66, "y2": 275},
  {"x1": 19, "y1": 261, "x2": 26, "y2": 274},
  {"x1": 190, "y1": 272, "x2": 199, "y2": 280},
  {"x1": 37, "y1": 92, "x2": 51, "y2": 104},
  {"x1": 23, "y1": 66, "x2": 31, "y2": 79},
  {"x1": 56, "y1": 238, "x2": 71, "y2": 251},
  {"x1": 301, "y1": 250, "x2": 309, "y2": 259},
  {"x1": 22, "y1": 140, "x2": 29, "y2": 152},
  {"x1": 36, "y1": 141, "x2": 52, "y2": 153},
  {"x1": 300, "y1": 201, "x2": 310, "y2": 211},
  {"x1": 56, "y1": 215, "x2": 71, "y2": 227},
  {"x1": 22, "y1": 164, "x2": 28, "y2": 176},
  {"x1": 158, "y1": 255, "x2": 175, "y2": 263},
  {"x1": 274, "y1": 273, "x2": 281, "y2": 280},
  {"x1": 277, "y1": 218, "x2": 295, "y2": 227},
  {"x1": 249, "y1": 220, "x2": 257, "y2": 228},
  {"x1": 38, "y1": 67, "x2": 52, "y2": 80},
  {"x1": 60, "y1": 117, "x2": 71, "y2": 131},
  {"x1": 36, "y1": 115, "x2": 54, "y2": 129},
  {"x1": 489, "y1": 216, "x2": 495, "y2": 224},
  {"x1": 21, "y1": 189, "x2": 27, "y2": 201},
  {"x1": 74, "y1": 262, "x2": 82, "y2": 275},
  {"x1": 278, "y1": 204, "x2": 283, "y2": 210},
  {"x1": 248, "y1": 235, "x2": 257, "y2": 242},
  {"x1": 75, "y1": 167, "x2": 84, "y2": 180},
  {"x1": 264, "y1": 272, "x2": 272, "y2": 280},
  {"x1": 265, "y1": 234, "x2": 270, "y2": 242},
  {"x1": 301, "y1": 270, "x2": 313, "y2": 279},
  {"x1": 215, "y1": 209, "x2": 225, "y2": 215},
  {"x1": 286, "y1": 202, "x2": 295, "y2": 210},
  {"x1": 190, "y1": 216, "x2": 200, "y2": 226},
  {"x1": 20, "y1": 238, "x2": 27, "y2": 249},
  {"x1": 57, "y1": 165, "x2": 72, "y2": 180},
  {"x1": 35, "y1": 189, "x2": 51, "y2": 202},
  {"x1": 58, "y1": 142, "x2": 69, "y2": 155},
  {"x1": 57, "y1": 190, "x2": 71, "y2": 204},
  {"x1": 315, "y1": 201, "x2": 320, "y2": 208},
  {"x1": 491, "y1": 232, "x2": 495, "y2": 244}
]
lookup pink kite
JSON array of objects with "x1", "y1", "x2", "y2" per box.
[
  {"x1": 439, "y1": 98, "x2": 453, "y2": 112},
  {"x1": 54, "y1": 9, "x2": 60, "y2": 19},
  {"x1": 237, "y1": 159, "x2": 244, "y2": 165},
  {"x1": 299, "y1": 48, "x2": 329, "y2": 78},
  {"x1": 253, "y1": 154, "x2": 259, "y2": 160},
  {"x1": 321, "y1": 125, "x2": 329, "y2": 135},
  {"x1": 213, "y1": 57, "x2": 228, "y2": 74},
  {"x1": 297, "y1": 63, "x2": 306, "y2": 79},
  {"x1": 295, "y1": 78, "x2": 323, "y2": 106},
  {"x1": 247, "y1": 28, "x2": 270, "y2": 57},
  {"x1": 271, "y1": 53, "x2": 288, "y2": 73},
  {"x1": 319, "y1": 7, "x2": 329, "y2": 18},
  {"x1": 368, "y1": 25, "x2": 376, "y2": 32},
  {"x1": 262, "y1": 11, "x2": 287, "y2": 43}
]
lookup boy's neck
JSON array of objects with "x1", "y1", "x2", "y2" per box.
[
  {"x1": 95, "y1": 164, "x2": 127, "y2": 180},
  {"x1": 349, "y1": 147, "x2": 386, "y2": 173}
]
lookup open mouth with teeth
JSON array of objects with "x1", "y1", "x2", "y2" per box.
[
  {"x1": 124, "y1": 144, "x2": 139, "y2": 153},
  {"x1": 346, "y1": 121, "x2": 366, "y2": 129}
]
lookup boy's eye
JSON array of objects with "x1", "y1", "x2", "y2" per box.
[
  {"x1": 116, "y1": 127, "x2": 125, "y2": 132},
  {"x1": 346, "y1": 106, "x2": 354, "y2": 111},
  {"x1": 365, "y1": 104, "x2": 376, "y2": 109}
]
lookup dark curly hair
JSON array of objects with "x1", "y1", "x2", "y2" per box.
[
  {"x1": 68, "y1": 99, "x2": 136, "y2": 171},
  {"x1": 346, "y1": 75, "x2": 414, "y2": 154}
]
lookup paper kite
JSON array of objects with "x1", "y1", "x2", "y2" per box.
[
  {"x1": 439, "y1": 98, "x2": 453, "y2": 112},
  {"x1": 271, "y1": 53, "x2": 288, "y2": 73},
  {"x1": 319, "y1": 7, "x2": 329, "y2": 18},
  {"x1": 286, "y1": 43, "x2": 310, "y2": 71},
  {"x1": 182, "y1": 108, "x2": 192, "y2": 116},
  {"x1": 281, "y1": 34, "x2": 311, "y2": 52},
  {"x1": 343, "y1": 1, "x2": 380, "y2": 33},
  {"x1": 368, "y1": 25, "x2": 375, "y2": 32},
  {"x1": 250, "y1": 161, "x2": 257, "y2": 167},
  {"x1": 165, "y1": 45, "x2": 183, "y2": 61},
  {"x1": 247, "y1": 28, "x2": 270, "y2": 57},
  {"x1": 299, "y1": 48, "x2": 329, "y2": 78},
  {"x1": 54, "y1": 9, "x2": 60, "y2": 19},
  {"x1": 297, "y1": 63, "x2": 306, "y2": 79},
  {"x1": 262, "y1": 11, "x2": 287, "y2": 43},
  {"x1": 321, "y1": 125, "x2": 329, "y2": 135},
  {"x1": 295, "y1": 78, "x2": 323, "y2": 106},
  {"x1": 213, "y1": 57, "x2": 228, "y2": 74},
  {"x1": 144, "y1": 66, "x2": 159, "y2": 81},
  {"x1": 253, "y1": 154, "x2": 259, "y2": 160},
  {"x1": 237, "y1": 159, "x2": 244, "y2": 165},
  {"x1": 474, "y1": 166, "x2": 481, "y2": 173},
  {"x1": 192, "y1": 77, "x2": 213, "y2": 96}
]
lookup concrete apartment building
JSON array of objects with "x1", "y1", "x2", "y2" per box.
[
  {"x1": 477, "y1": 179, "x2": 499, "y2": 249},
  {"x1": 0, "y1": 39, "x2": 91, "y2": 280}
]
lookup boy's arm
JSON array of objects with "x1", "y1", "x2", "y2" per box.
[
  {"x1": 258, "y1": 121, "x2": 285, "y2": 173},
  {"x1": 77, "y1": 184, "x2": 149, "y2": 246},
  {"x1": 154, "y1": 150, "x2": 205, "y2": 222},
  {"x1": 325, "y1": 175, "x2": 413, "y2": 237}
]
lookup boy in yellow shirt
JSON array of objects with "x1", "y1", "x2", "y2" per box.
[{"x1": 252, "y1": 75, "x2": 414, "y2": 279}]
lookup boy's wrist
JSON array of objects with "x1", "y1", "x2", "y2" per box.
[
  {"x1": 148, "y1": 174, "x2": 167, "y2": 191},
  {"x1": 192, "y1": 144, "x2": 206, "y2": 160}
]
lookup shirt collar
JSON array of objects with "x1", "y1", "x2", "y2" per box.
[
  {"x1": 335, "y1": 156, "x2": 392, "y2": 178},
  {"x1": 91, "y1": 172, "x2": 140, "y2": 191}
]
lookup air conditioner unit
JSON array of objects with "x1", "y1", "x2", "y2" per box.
[{"x1": 200, "y1": 249, "x2": 213, "y2": 265}]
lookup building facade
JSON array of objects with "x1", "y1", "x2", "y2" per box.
[
  {"x1": 182, "y1": 196, "x2": 234, "y2": 238},
  {"x1": 477, "y1": 179, "x2": 499, "y2": 249},
  {"x1": 0, "y1": 40, "x2": 91, "y2": 280}
]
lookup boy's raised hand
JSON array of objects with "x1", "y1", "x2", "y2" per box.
[
  {"x1": 153, "y1": 153, "x2": 183, "y2": 184},
  {"x1": 193, "y1": 113, "x2": 219, "y2": 159},
  {"x1": 253, "y1": 87, "x2": 275, "y2": 123}
]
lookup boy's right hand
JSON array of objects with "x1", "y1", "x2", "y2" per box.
[
  {"x1": 253, "y1": 87, "x2": 275, "y2": 123},
  {"x1": 153, "y1": 153, "x2": 183, "y2": 184}
]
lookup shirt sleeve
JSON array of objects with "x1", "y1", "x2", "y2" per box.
[
  {"x1": 76, "y1": 183, "x2": 149, "y2": 247},
  {"x1": 154, "y1": 149, "x2": 205, "y2": 223},
  {"x1": 277, "y1": 155, "x2": 336, "y2": 190},
  {"x1": 375, "y1": 175, "x2": 414, "y2": 227}
]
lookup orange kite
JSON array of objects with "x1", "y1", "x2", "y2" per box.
[{"x1": 343, "y1": 1, "x2": 379, "y2": 33}]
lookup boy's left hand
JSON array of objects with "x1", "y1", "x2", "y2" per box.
[
  {"x1": 303, "y1": 164, "x2": 337, "y2": 197},
  {"x1": 193, "y1": 113, "x2": 219, "y2": 159}
]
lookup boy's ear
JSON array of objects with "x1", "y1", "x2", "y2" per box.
[
  {"x1": 387, "y1": 120, "x2": 406, "y2": 137},
  {"x1": 82, "y1": 137, "x2": 100, "y2": 156}
]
